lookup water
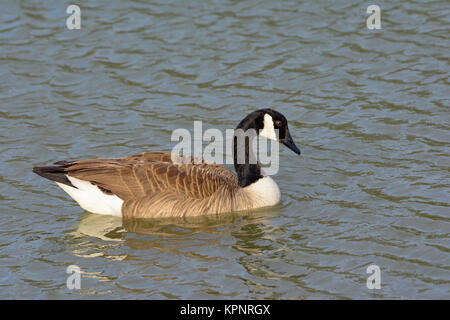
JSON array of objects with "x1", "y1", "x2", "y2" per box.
[{"x1": 0, "y1": 0, "x2": 449, "y2": 299}]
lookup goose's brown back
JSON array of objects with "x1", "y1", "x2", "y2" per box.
[{"x1": 59, "y1": 151, "x2": 253, "y2": 218}]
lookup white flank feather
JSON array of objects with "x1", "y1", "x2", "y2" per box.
[{"x1": 56, "y1": 176, "x2": 123, "y2": 217}]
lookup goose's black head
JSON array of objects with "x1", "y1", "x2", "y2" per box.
[{"x1": 236, "y1": 108, "x2": 301, "y2": 155}]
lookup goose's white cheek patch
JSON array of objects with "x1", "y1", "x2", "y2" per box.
[{"x1": 259, "y1": 114, "x2": 278, "y2": 141}]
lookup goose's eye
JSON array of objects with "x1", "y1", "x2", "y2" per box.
[{"x1": 275, "y1": 120, "x2": 282, "y2": 128}]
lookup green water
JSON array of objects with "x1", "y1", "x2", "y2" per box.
[{"x1": 0, "y1": 0, "x2": 449, "y2": 299}]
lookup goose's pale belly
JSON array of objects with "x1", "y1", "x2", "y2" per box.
[{"x1": 56, "y1": 175, "x2": 281, "y2": 217}]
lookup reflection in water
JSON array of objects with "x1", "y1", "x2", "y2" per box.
[
  {"x1": 70, "y1": 208, "x2": 282, "y2": 266},
  {"x1": 73, "y1": 206, "x2": 281, "y2": 242},
  {"x1": 122, "y1": 206, "x2": 281, "y2": 238},
  {"x1": 73, "y1": 212, "x2": 124, "y2": 242},
  {"x1": 66, "y1": 208, "x2": 287, "y2": 299}
]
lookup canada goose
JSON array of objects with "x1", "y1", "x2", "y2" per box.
[{"x1": 33, "y1": 109, "x2": 300, "y2": 218}]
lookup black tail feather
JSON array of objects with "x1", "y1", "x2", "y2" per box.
[
  {"x1": 32, "y1": 165, "x2": 76, "y2": 188},
  {"x1": 53, "y1": 160, "x2": 76, "y2": 166}
]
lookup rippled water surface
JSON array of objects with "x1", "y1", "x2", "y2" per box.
[{"x1": 0, "y1": 0, "x2": 449, "y2": 299}]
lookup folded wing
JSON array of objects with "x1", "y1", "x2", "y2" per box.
[{"x1": 60, "y1": 152, "x2": 240, "y2": 217}]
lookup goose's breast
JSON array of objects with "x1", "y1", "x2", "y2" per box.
[{"x1": 243, "y1": 176, "x2": 281, "y2": 208}]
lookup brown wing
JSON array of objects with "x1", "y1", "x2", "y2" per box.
[{"x1": 64, "y1": 151, "x2": 239, "y2": 202}]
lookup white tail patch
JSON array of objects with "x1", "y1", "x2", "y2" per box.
[{"x1": 56, "y1": 176, "x2": 123, "y2": 217}]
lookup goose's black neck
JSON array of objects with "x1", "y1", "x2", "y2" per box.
[{"x1": 233, "y1": 112, "x2": 265, "y2": 187}]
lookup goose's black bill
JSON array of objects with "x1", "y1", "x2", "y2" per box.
[{"x1": 281, "y1": 131, "x2": 301, "y2": 155}]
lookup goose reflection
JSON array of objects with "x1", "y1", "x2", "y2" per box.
[
  {"x1": 73, "y1": 206, "x2": 282, "y2": 243},
  {"x1": 72, "y1": 211, "x2": 125, "y2": 242},
  {"x1": 69, "y1": 207, "x2": 285, "y2": 294}
]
